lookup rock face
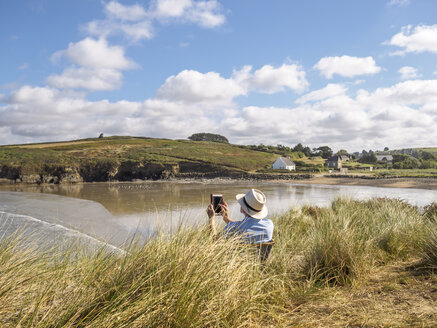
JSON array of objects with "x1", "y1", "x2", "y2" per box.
[
  {"x1": 1, "y1": 161, "x2": 312, "y2": 184},
  {"x1": 114, "y1": 161, "x2": 178, "y2": 181},
  {"x1": 79, "y1": 161, "x2": 117, "y2": 182},
  {"x1": 0, "y1": 165, "x2": 21, "y2": 182},
  {"x1": 20, "y1": 174, "x2": 41, "y2": 184}
]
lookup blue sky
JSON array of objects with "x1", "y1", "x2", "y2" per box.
[{"x1": 1, "y1": 0, "x2": 437, "y2": 151}]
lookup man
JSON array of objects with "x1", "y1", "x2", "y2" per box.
[{"x1": 206, "y1": 189, "x2": 274, "y2": 244}]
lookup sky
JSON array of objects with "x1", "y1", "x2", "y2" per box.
[{"x1": 1, "y1": 0, "x2": 437, "y2": 152}]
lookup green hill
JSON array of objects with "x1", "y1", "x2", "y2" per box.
[{"x1": 0, "y1": 136, "x2": 320, "y2": 183}]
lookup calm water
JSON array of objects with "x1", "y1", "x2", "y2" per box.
[{"x1": 1, "y1": 181, "x2": 436, "y2": 247}]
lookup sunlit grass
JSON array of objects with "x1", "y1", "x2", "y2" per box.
[{"x1": 1, "y1": 198, "x2": 436, "y2": 327}]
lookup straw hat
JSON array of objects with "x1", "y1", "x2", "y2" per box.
[{"x1": 236, "y1": 189, "x2": 268, "y2": 219}]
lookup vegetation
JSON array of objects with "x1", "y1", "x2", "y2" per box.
[
  {"x1": 187, "y1": 133, "x2": 229, "y2": 143},
  {"x1": 344, "y1": 147, "x2": 437, "y2": 177},
  {"x1": 1, "y1": 137, "x2": 436, "y2": 181},
  {"x1": 0, "y1": 136, "x2": 326, "y2": 179},
  {"x1": 0, "y1": 198, "x2": 436, "y2": 327},
  {"x1": 313, "y1": 146, "x2": 333, "y2": 159}
]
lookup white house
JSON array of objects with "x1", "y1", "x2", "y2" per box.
[{"x1": 272, "y1": 157, "x2": 296, "y2": 171}]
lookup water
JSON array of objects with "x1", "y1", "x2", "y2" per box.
[{"x1": 1, "y1": 181, "x2": 436, "y2": 247}]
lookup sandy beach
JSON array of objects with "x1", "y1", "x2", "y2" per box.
[{"x1": 291, "y1": 175, "x2": 437, "y2": 191}]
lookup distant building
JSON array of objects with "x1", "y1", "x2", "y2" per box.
[
  {"x1": 326, "y1": 155, "x2": 350, "y2": 169},
  {"x1": 375, "y1": 155, "x2": 393, "y2": 164},
  {"x1": 272, "y1": 157, "x2": 296, "y2": 171}
]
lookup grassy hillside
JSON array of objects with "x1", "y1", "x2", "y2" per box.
[{"x1": 0, "y1": 136, "x2": 318, "y2": 176}]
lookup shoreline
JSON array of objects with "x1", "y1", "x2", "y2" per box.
[
  {"x1": 1, "y1": 175, "x2": 437, "y2": 191},
  {"x1": 280, "y1": 175, "x2": 437, "y2": 191}
]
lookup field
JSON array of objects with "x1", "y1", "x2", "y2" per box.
[
  {"x1": 1, "y1": 198, "x2": 436, "y2": 327},
  {"x1": 0, "y1": 136, "x2": 296, "y2": 174},
  {"x1": 2, "y1": 137, "x2": 437, "y2": 181},
  {"x1": 351, "y1": 168, "x2": 437, "y2": 178}
]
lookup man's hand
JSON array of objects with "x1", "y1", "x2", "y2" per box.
[
  {"x1": 206, "y1": 204, "x2": 216, "y2": 235},
  {"x1": 206, "y1": 204, "x2": 215, "y2": 219},
  {"x1": 219, "y1": 201, "x2": 231, "y2": 223}
]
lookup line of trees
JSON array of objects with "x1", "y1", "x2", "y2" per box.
[
  {"x1": 247, "y1": 143, "x2": 334, "y2": 159},
  {"x1": 187, "y1": 133, "x2": 437, "y2": 169},
  {"x1": 187, "y1": 133, "x2": 334, "y2": 159}
]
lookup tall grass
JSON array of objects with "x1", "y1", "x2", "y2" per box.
[{"x1": 0, "y1": 198, "x2": 436, "y2": 327}]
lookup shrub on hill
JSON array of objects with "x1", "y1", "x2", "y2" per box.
[
  {"x1": 392, "y1": 154, "x2": 421, "y2": 169},
  {"x1": 0, "y1": 165, "x2": 21, "y2": 181},
  {"x1": 359, "y1": 152, "x2": 377, "y2": 164},
  {"x1": 188, "y1": 133, "x2": 229, "y2": 143}
]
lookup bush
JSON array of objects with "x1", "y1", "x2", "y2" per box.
[
  {"x1": 392, "y1": 154, "x2": 421, "y2": 169},
  {"x1": 0, "y1": 165, "x2": 21, "y2": 181},
  {"x1": 421, "y1": 221, "x2": 437, "y2": 270},
  {"x1": 188, "y1": 133, "x2": 229, "y2": 143},
  {"x1": 0, "y1": 198, "x2": 434, "y2": 326},
  {"x1": 420, "y1": 160, "x2": 437, "y2": 169},
  {"x1": 423, "y1": 203, "x2": 437, "y2": 222}
]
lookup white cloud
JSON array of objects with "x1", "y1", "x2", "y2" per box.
[
  {"x1": 296, "y1": 84, "x2": 347, "y2": 104},
  {"x1": 105, "y1": 1, "x2": 148, "y2": 21},
  {"x1": 387, "y1": 24, "x2": 437, "y2": 55},
  {"x1": 388, "y1": 0, "x2": 410, "y2": 6},
  {"x1": 156, "y1": 70, "x2": 245, "y2": 104},
  {"x1": 153, "y1": 0, "x2": 192, "y2": 18},
  {"x1": 86, "y1": 0, "x2": 225, "y2": 42},
  {"x1": 3, "y1": 79, "x2": 437, "y2": 151},
  {"x1": 47, "y1": 67, "x2": 123, "y2": 91},
  {"x1": 152, "y1": 0, "x2": 225, "y2": 27},
  {"x1": 314, "y1": 55, "x2": 381, "y2": 79},
  {"x1": 156, "y1": 63, "x2": 308, "y2": 104},
  {"x1": 87, "y1": 20, "x2": 154, "y2": 41},
  {"x1": 238, "y1": 64, "x2": 309, "y2": 94},
  {"x1": 48, "y1": 38, "x2": 136, "y2": 91},
  {"x1": 398, "y1": 66, "x2": 419, "y2": 80},
  {"x1": 61, "y1": 38, "x2": 137, "y2": 70},
  {"x1": 0, "y1": 85, "x2": 219, "y2": 143},
  {"x1": 225, "y1": 81, "x2": 437, "y2": 150},
  {"x1": 184, "y1": 1, "x2": 226, "y2": 28},
  {"x1": 357, "y1": 79, "x2": 437, "y2": 107}
]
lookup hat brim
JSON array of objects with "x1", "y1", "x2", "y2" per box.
[{"x1": 236, "y1": 194, "x2": 268, "y2": 219}]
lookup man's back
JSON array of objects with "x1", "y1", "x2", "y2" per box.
[{"x1": 223, "y1": 217, "x2": 274, "y2": 244}]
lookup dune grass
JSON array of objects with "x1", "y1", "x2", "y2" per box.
[{"x1": 1, "y1": 198, "x2": 436, "y2": 327}]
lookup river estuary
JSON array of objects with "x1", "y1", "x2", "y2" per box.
[{"x1": 1, "y1": 181, "x2": 436, "y2": 248}]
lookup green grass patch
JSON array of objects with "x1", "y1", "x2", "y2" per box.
[
  {"x1": 0, "y1": 136, "x2": 323, "y2": 175},
  {"x1": 371, "y1": 168, "x2": 437, "y2": 178},
  {"x1": 1, "y1": 198, "x2": 436, "y2": 326}
]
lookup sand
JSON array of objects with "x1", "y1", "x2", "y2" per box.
[{"x1": 289, "y1": 175, "x2": 437, "y2": 191}]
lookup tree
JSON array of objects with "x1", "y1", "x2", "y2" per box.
[
  {"x1": 384, "y1": 147, "x2": 389, "y2": 151},
  {"x1": 303, "y1": 146, "x2": 312, "y2": 157},
  {"x1": 188, "y1": 133, "x2": 229, "y2": 143},
  {"x1": 359, "y1": 153, "x2": 377, "y2": 164},
  {"x1": 314, "y1": 146, "x2": 333, "y2": 159},
  {"x1": 392, "y1": 154, "x2": 420, "y2": 169},
  {"x1": 421, "y1": 151, "x2": 437, "y2": 161},
  {"x1": 98, "y1": 133, "x2": 104, "y2": 138},
  {"x1": 293, "y1": 143, "x2": 305, "y2": 153},
  {"x1": 337, "y1": 149, "x2": 348, "y2": 156}
]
